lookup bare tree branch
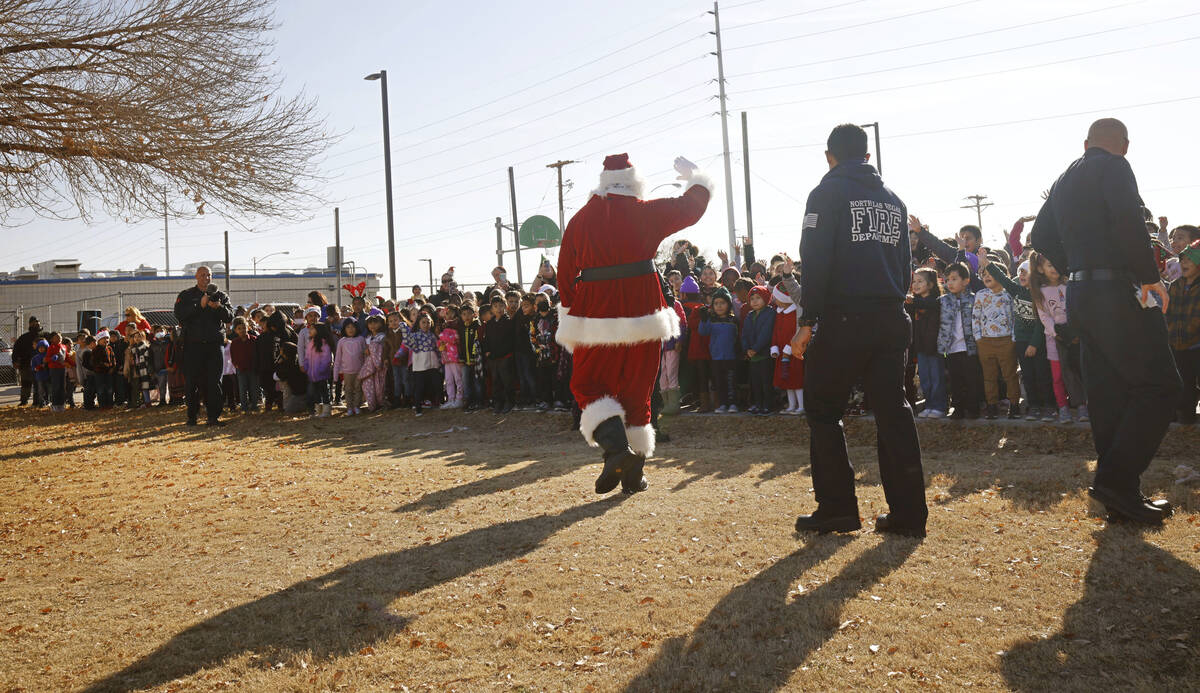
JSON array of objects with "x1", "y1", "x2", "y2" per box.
[{"x1": 0, "y1": 0, "x2": 334, "y2": 224}]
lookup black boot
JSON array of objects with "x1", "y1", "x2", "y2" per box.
[
  {"x1": 591, "y1": 417, "x2": 640, "y2": 495},
  {"x1": 621, "y1": 454, "x2": 648, "y2": 495}
]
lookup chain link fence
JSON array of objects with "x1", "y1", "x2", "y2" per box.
[{"x1": 0, "y1": 310, "x2": 18, "y2": 384}]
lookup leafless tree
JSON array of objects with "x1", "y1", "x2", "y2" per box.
[{"x1": 0, "y1": 0, "x2": 333, "y2": 224}]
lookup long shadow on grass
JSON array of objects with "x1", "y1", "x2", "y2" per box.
[
  {"x1": 82, "y1": 498, "x2": 620, "y2": 693},
  {"x1": 1000, "y1": 525, "x2": 1199, "y2": 691},
  {"x1": 624, "y1": 535, "x2": 919, "y2": 692}
]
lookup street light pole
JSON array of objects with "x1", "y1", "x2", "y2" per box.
[
  {"x1": 860, "y1": 122, "x2": 881, "y2": 175},
  {"x1": 252, "y1": 251, "x2": 289, "y2": 276},
  {"x1": 365, "y1": 70, "x2": 397, "y2": 301},
  {"x1": 418, "y1": 258, "x2": 433, "y2": 296}
]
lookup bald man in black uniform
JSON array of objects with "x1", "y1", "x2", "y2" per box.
[{"x1": 1031, "y1": 118, "x2": 1181, "y2": 525}]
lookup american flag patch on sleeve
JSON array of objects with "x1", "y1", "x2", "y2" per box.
[{"x1": 803, "y1": 213, "x2": 819, "y2": 229}]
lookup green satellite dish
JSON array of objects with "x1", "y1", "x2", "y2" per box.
[{"x1": 518, "y1": 215, "x2": 562, "y2": 248}]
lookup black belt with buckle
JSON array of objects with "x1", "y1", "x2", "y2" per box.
[
  {"x1": 577, "y1": 259, "x2": 656, "y2": 283},
  {"x1": 1068, "y1": 269, "x2": 1134, "y2": 283}
]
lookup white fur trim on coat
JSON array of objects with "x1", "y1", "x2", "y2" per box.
[
  {"x1": 591, "y1": 167, "x2": 645, "y2": 199},
  {"x1": 626, "y1": 424, "x2": 656, "y2": 458},
  {"x1": 579, "y1": 396, "x2": 626, "y2": 447},
  {"x1": 683, "y1": 171, "x2": 714, "y2": 194},
  {"x1": 556, "y1": 304, "x2": 681, "y2": 352}
]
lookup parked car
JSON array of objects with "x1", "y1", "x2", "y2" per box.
[{"x1": 0, "y1": 337, "x2": 13, "y2": 385}]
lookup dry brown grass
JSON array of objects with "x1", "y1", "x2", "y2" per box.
[{"x1": 0, "y1": 406, "x2": 1197, "y2": 692}]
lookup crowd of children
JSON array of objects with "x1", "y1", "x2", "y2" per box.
[{"x1": 14, "y1": 217, "x2": 1200, "y2": 426}]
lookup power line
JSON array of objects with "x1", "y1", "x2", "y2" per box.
[
  {"x1": 725, "y1": 0, "x2": 1150, "y2": 79},
  {"x1": 752, "y1": 94, "x2": 1200, "y2": 154},
  {"x1": 724, "y1": 0, "x2": 876, "y2": 31},
  {"x1": 724, "y1": 0, "x2": 986, "y2": 52},
  {"x1": 739, "y1": 35, "x2": 1200, "y2": 113},
  {"x1": 734, "y1": 11, "x2": 1200, "y2": 95}
]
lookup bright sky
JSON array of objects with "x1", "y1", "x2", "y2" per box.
[{"x1": 6, "y1": 0, "x2": 1199, "y2": 292}]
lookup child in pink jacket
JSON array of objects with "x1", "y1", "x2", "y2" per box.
[
  {"x1": 438, "y1": 323, "x2": 462, "y2": 409},
  {"x1": 334, "y1": 319, "x2": 366, "y2": 415}
]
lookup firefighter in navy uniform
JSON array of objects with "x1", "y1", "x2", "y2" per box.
[
  {"x1": 791, "y1": 124, "x2": 927, "y2": 538},
  {"x1": 1030, "y1": 118, "x2": 1180, "y2": 526},
  {"x1": 174, "y1": 265, "x2": 234, "y2": 426}
]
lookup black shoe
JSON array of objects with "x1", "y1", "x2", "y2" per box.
[
  {"x1": 949, "y1": 408, "x2": 966, "y2": 420},
  {"x1": 1142, "y1": 496, "x2": 1173, "y2": 516},
  {"x1": 621, "y1": 455, "x2": 648, "y2": 495},
  {"x1": 874, "y1": 513, "x2": 926, "y2": 538},
  {"x1": 1088, "y1": 485, "x2": 1164, "y2": 525},
  {"x1": 984, "y1": 404, "x2": 998, "y2": 420},
  {"x1": 1007, "y1": 403, "x2": 1021, "y2": 419},
  {"x1": 186, "y1": 418, "x2": 198, "y2": 426},
  {"x1": 206, "y1": 419, "x2": 226, "y2": 427},
  {"x1": 592, "y1": 417, "x2": 640, "y2": 495},
  {"x1": 500, "y1": 403, "x2": 514, "y2": 414},
  {"x1": 794, "y1": 513, "x2": 861, "y2": 534}
]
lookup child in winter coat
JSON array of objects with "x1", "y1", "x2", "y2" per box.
[
  {"x1": 31, "y1": 338, "x2": 50, "y2": 408},
  {"x1": 938, "y1": 262, "x2": 982, "y2": 419},
  {"x1": 150, "y1": 328, "x2": 171, "y2": 406},
  {"x1": 230, "y1": 317, "x2": 259, "y2": 413},
  {"x1": 384, "y1": 311, "x2": 410, "y2": 408},
  {"x1": 769, "y1": 284, "x2": 805, "y2": 415},
  {"x1": 1030, "y1": 251, "x2": 1087, "y2": 424},
  {"x1": 406, "y1": 312, "x2": 440, "y2": 416},
  {"x1": 359, "y1": 314, "x2": 388, "y2": 411},
  {"x1": 742, "y1": 285, "x2": 776, "y2": 415},
  {"x1": 45, "y1": 333, "x2": 69, "y2": 411},
  {"x1": 699, "y1": 287, "x2": 740, "y2": 413},
  {"x1": 334, "y1": 318, "x2": 366, "y2": 415},
  {"x1": 438, "y1": 317, "x2": 463, "y2": 409},
  {"x1": 127, "y1": 330, "x2": 154, "y2": 407},
  {"x1": 981, "y1": 255, "x2": 1054, "y2": 422},
  {"x1": 459, "y1": 305, "x2": 485, "y2": 411},
  {"x1": 906, "y1": 267, "x2": 946, "y2": 418},
  {"x1": 972, "y1": 265, "x2": 1020, "y2": 419},
  {"x1": 91, "y1": 331, "x2": 117, "y2": 408},
  {"x1": 304, "y1": 322, "x2": 335, "y2": 417},
  {"x1": 681, "y1": 276, "x2": 712, "y2": 412}
]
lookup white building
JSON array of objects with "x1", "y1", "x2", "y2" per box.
[{"x1": 0, "y1": 260, "x2": 379, "y2": 338}]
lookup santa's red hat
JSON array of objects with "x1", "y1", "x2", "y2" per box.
[{"x1": 593, "y1": 153, "x2": 645, "y2": 199}]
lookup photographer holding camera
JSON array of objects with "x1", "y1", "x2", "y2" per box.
[{"x1": 174, "y1": 265, "x2": 234, "y2": 426}]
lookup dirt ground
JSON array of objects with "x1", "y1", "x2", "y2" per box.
[{"x1": 1, "y1": 405, "x2": 1198, "y2": 692}]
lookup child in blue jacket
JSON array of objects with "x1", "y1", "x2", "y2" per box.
[
  {"x1": 699, "y1": 287, "x2": 741, "y2": 413},
  {"x1": 742, "y1": 285, "x2": 776, "y2": 415}
]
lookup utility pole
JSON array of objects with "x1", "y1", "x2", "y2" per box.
[
  {"x1": 162, "y1": 187, "x2": 170, "y2": 276},
  {"x1": 710, "y1": 1, "x2": 737, "y2": 258},
  {"x1": 545, "y1": 159, "x2": 577, "y2": 233},
  {"x1": 364, "y1": 70, "x2": 397, "y2": 300},
  {"x1": 495, "y1": 217, "x2": 504, "y2": 271},
  {"x1": 508, "y1": 166, "x2": 523, "y2": 288},
  {"x1": 223, "y1": 230, "x2": 231, "y2": 297},
  {"x1": 961, "y1": 194, "x2": 993, "y2": 231},
  {"x1": 860, "y1": 122, "x2": 882, "y2": 175},
  {"x1": 741, "y1": 111, "x2": 754, "y2": 247},
  {"x1": 334, "y1": 207, "x2": 341, "y2": 307}
]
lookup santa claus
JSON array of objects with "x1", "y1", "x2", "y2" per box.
[{"x1": 556, "y1": 153, "x2": 712, "y2": 494}]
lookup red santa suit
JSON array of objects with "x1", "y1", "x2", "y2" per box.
[
  {"x1": 556, "y1": 154, "x2": 712, "y2": 457},
  {"x1": 770, "y1": 286, "x2": 805, "y2": 390}
]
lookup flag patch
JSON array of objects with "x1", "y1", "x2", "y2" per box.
[{"x1": 803, "y1": 213, "x2": 819, "y2": 229}]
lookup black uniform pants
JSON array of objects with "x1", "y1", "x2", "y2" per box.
[
  {"x1": 1175, "y1": 348, "x2": 1200, "y2": 424},
  {"x1": 18, "y1": 365, "x2": 36, "y2": 405},
  {"x1": 804, "y1": 307, "x2": 927, "y2": 527},
  {"x1": 183, "y1": 342, "x2": 225, "y2": 423},
  {"x1": 1067, "y1": 281, "x2": 1181, "y2": 493}
]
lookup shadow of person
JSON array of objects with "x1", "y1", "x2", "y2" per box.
[
  {"x1": 395, "y1": 456, "x2": 584, "y2": 514},
  {"x1": 1000, "y1": 525, "x2": 1199, "y2": 691},
  {"x1": 624, "y1": 535, "x2": 920, "y2": 692},
  {"x1": 83, "y1": 499, "x2": 621, "y2": 693}
]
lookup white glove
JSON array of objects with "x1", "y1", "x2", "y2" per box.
[
  {"x1": 674, "y1": 156, "x2": 698, "y2": 181},
  {"x1": 770, "y1": 346, "x2": 780, "y2": 358}
]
